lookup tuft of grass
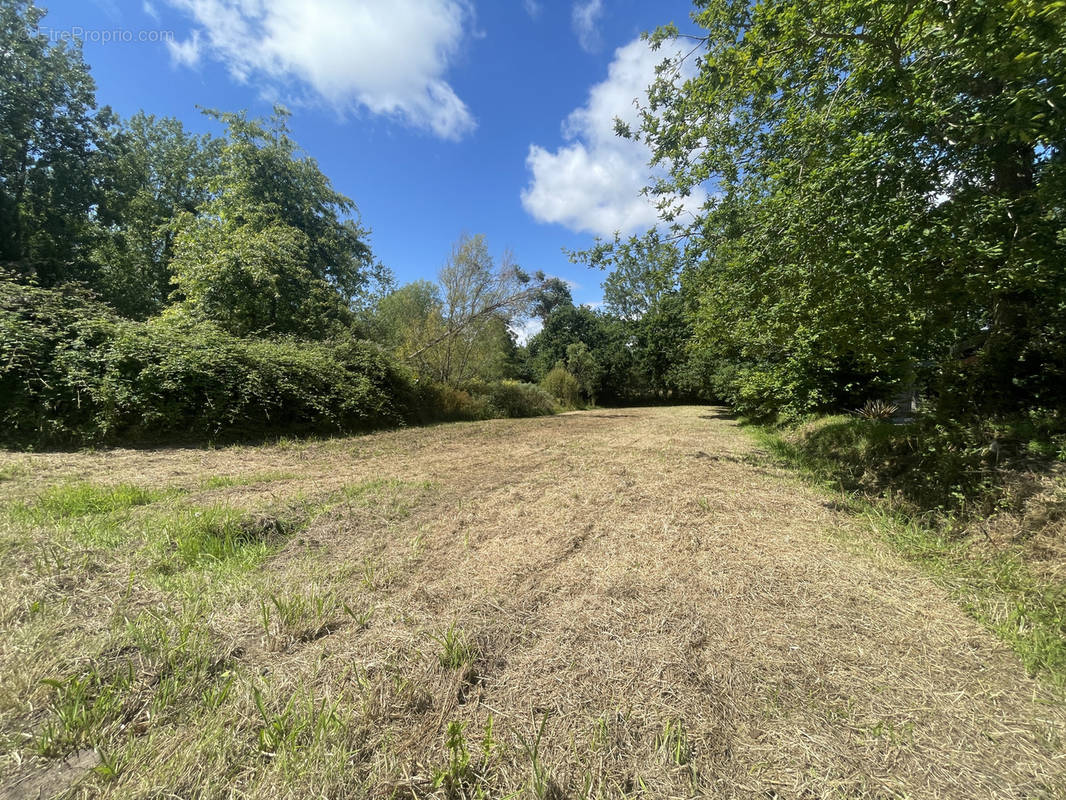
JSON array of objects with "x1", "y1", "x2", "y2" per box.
[
  {"x1": 200, "y1": 471, "x2": 295, "y2": 490},
  {"x1": 433, "y1": 623, "x2": 478, "y2": 670},
  {"x1": 654, "y1": 718, "x2": 691, "y2": 766},
  {"x1": 25, "y1": 482, "x2": 161, "y2": 520},
  {"x1": 258, "y1": 585, "x2": 363, "y2": 650}
]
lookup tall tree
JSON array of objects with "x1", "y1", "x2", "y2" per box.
[
  {"x1": 0, "y1": 1, "x2": 98, "y2": 284},
  {"x1": 406, "y1": 233, "x2": 541, "y2": 385},
  {"x1": 168, "y1": 107, "x2": 375, "y2": 337},
  {"x1": 92, "y1": 112, "x2": 219, "y2": 317},
  {"x1": 632, "y1": 0, "x2": 1066, "y2": 417}
]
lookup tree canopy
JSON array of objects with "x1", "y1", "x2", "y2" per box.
[{"x1": 588, "y1": 0, "x2": 1066, "y2": 418}]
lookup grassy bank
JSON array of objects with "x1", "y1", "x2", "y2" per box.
[{"x1": 752, "y1": 415, "x2": 1066, "y2": 690}]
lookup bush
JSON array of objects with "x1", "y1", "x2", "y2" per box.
[
  {"x1": 540, "y1": 366, "x2": 581, "y2": 408},
  {"x1": 413, "y1": 383, "x2": 493, "y2": 422},
  {"x1": 0, "y1": 279, "x2": 414, "y2": 446},
  {"x1": 410, "y1": 380, "x2": 559, "y2": 423},
  {"x1": 471, "y1": 380, "x2": 558, "y2": 418},
  {"x1": 763, "y1": 411, "x2": 1066, "y2": 518}
]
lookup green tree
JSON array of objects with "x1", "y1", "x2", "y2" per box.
[
  {"x1": 405, "y1": 233, "x2": 540, "y2": 385},
  {"x1": 565, "y1": 342, "x2": 603, "y2": 405},
  {"x1": 0, "y1": 1, "x2": 98, "y2": 284},
  {"x1": 169, "y1": 108, "x2": 374, "y2": 337},
  {"x1": 632, "y1": 0, "x2": 1066, "y2": 417},
  {"x1": 530, "y1": 277, "x2": 574, "y2": 319},
  {"x1": 580, "y1": 231, "x2": 680, "y2": 320},
  {"x1": 198, "y1": 107, "x2": 374, "y2": 305},
  {"x1": 91, "y1": 112, "x2": 220, "y2": 317}
]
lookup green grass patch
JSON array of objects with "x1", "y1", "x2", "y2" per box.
[
  {"x1": 148, "y1": 507, "x2": 290, "y2": 574},
  {"x1": 28, "y1": 482, "x2": 163, "y2": 519},
  {"x1": 0, "y1": 462, "x2": 29, "y2": 482},
  {"x1": 199, "y1": 471, "x2": 296, "y2": 490}
]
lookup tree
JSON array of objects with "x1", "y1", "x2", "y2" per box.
[
  {"x1": 405, "y1": 233, "x2": 542, "y2": 385},
  {"x1": 577, "y1": 231, "x2": 680, "y2": 320},
  {"x1": 530, "y1": 277, "x2": 573, "y2": 319},
  {"x1": 168, "y1": 108, "x2": 374, "y2": 338},
  {"x1": 0, "y1": 1, "x2": 98, "y2": 284},
  {"x1": 91, "y1": 112, "x2": 220, "y2": 317},
  {"x1": 631, "y1": 0, "x2": 1066, "y2": 417},
  {"x1": 566, "y1": 342, "x2": 603, "y2": 405},
  {"x1": 527, "y1": 304, "x2": 605, "y2": 379},
  {"x1": 197, "y1": 107, "x2": 375, "y2": 306},
  {"x1": 168, "y1": 210, "x2": 349, "y2": 337}
]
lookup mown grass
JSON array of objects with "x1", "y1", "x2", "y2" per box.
[
  {"x1": 0, "y1": 474, "x2": 446, "y2": 797},
  {"x1": 754, "y1": 422, "x2": 1066, "y2": 690}
]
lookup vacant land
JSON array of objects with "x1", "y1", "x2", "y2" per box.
[{"x1": 0, "y1": 407, "x2": 1063, "y2": 799}]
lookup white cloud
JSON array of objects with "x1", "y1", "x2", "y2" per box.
[
  {"x1": 163, "y1": 0, "x2": 475, "y2": 140},
  {"x1": 167, "y1": 29, "x2": 201, "y2": 67},
  {"x1": 143, "y1": 0, "x2": 160, "y2": 21},
  {"x1": 510, "y1": 317, "x2": 543, "y2": 345},
  {"x1": 521, "y1": 38, "x2": 706, "y2": 238},
  {"x1": 523, "y1": 0, "x2": 542, "y2": 20},
  {"x1": 571, "y1": 0, "x2": 603, "y2": 52}
]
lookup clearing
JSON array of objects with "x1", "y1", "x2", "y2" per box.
[{"x1": 0, "y1": 406, "x2": 1063, "y2": 798}]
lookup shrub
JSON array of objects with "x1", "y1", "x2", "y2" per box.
[
  {"x1": 416, "y1": 383, "x2": 494, "y2": 422},
  {"x1": 471, "y1": 380, "x2": 558, "y2": 418},
  {"x1": 411, "y1": 380, "x2": 559, "y2": 423},
  {"x1": 540, "y1": 365, "x2": 581, "y2": 408},
  {"x1": 0, "y1": 278, "x2": 414, "y2": 446},
  {"x1": 765, "y1": 411, "x2": 1066, "y2": 518}
]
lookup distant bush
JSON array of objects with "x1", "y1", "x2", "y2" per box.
[
  {"x1": 540, "y1": 365, "x2": 581, "y2": 408},
  {"x1": 470, "y1": 380, "x2": 558, "y2": 418},
  {"x1": 411, "y1": 380, "x2": 558, "y2": 423},
  {"x1": 0, "y1": 279, "x2": 413, "y2": 446},
  {"x1": 414, "y1": 383, "x2": 493, "y2": 422}
]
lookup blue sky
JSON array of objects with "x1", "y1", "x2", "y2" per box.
[{"x1": 37, "y1": 0, "x2": 702, "y2": 315}]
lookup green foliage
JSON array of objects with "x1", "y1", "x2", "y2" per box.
[
  {"x1": 541, "y1": 365, "x2": 582, "y2": 408},
  {"x1": 0, "y1": 279, "x2": 413, "y2": 445},
  {"x1": 167, "y1": 107, "x2": 369, "y2": 338},
  {"x1": 475, "y1": 380, "x2": 559, "y2": 418},
  {"x1": 634, "y1": 0, "x2": 1066, "y2": 419},
  {"x1": 0, "y1": 1, "x2": 99, "y2": 285},
  {"x1": 433, "y1": 623, "x2": 477, "y2": 670},
  {"x1": 412, "y1": 380, "x2": 558, "y2": 423},
  {"x1": 90, "y1": 112, "x2": 220, "y2": 318},
  {"x1": 759, "y1": 411, "x2": 1066, "y2": 518},
  {"x1": 565, "y1": 342, "x2": 603, "y2": 404}
]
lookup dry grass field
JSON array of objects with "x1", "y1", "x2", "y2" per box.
[{"x1": 0, "y1": 406, "x2": 1063, "y2": 798}]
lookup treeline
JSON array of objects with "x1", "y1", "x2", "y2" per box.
[
  {"x1": 0, "y1": 1, "x2": 701, "y2": 446},
  {"x1": 574, "y1": 0, "x2": 1064, "y2": 516},
  {"x1": 5, "y1": 0, "x2": 1063, "y2": 460},
  {"x1": 601, "y1": 0, "x2": 1065, "y2": 425}
]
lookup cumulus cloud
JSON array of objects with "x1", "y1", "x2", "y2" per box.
[
  {"x1": 163, "y1": 0, "x2": 475, "y2": 140},
  {"x1": 571, "y1": 0, "x2": 603, "y2": 52},
  {"x1": 166, "y1": 29, "x2": 201, "y2": 67},
  {"x1": 521, "y1": 38, "x2": 706, "y2": 238}
]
